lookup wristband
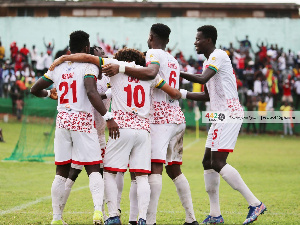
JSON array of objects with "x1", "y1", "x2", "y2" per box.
[
  {"x1": 103, "y1": 111, "x2": 113, "y2": 121},
  {"x1": 119, "y1": 65, "x2": 125, "y2": 73},
  {"x1": 46, "y1": 90, "x2": 51, "y2": 98},
  {"x1": 180, "y1": 89, "x2": 188, "y2": 99}
]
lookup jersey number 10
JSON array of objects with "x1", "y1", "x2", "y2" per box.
[
  {"x1": 124, "y1": 84, "x2": 145, "y2": 108},
  {"x1": 59, "y1": 81, "x2": 77, "y2": 104}
]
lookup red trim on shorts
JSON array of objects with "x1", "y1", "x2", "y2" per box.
[
  {"x1": 129, "y1": 169, "x2": 151, "y2": 174},
  {"x1": 167, "y1": 161, "x2": 182, "y2": 166},
  {"x1": 104, "y1": 167, "x2": 127, "y2": 172},
  {"x1": 55, "y1": 159, "x2": 72, "y2": 165},
  {"x1": 151, "y1": 159, "x2": 166, "y2": 163},
  {"x1": 218, "y1": 149, "x2": 233, "y2": 152},
  {"x1": 72, "y1": 160, "x2": 103, "y2": 165}
]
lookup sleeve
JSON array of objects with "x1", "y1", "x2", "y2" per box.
[
  {"x1": 206, "y1": 51, "x2": 226, "y2": 73},
  {"x1": 154, "y1": 75, "x2": 166, "y2": 89},
  {"x1": 146, "y1": 49, "x2": 160, "y2": 67},
  {"x1": 42, "y1": 70, "x2": 54, "y2": 83},
  {"x1": 103, "y1": 58, "x2": 119, "y2": 65},
  {"x1": 84, "y1": 64, "x2": 99, "y2": 80}
]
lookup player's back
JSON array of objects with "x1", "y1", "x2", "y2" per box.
[
  {"x1": 146, "y1": 49, "x2": 185, "y2": 124},
  {"x1": 45, "y1": 62, "x2": 99, "y2": 114}
]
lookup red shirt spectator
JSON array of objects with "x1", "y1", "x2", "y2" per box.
[{"x1": 20, "y1": 45, "x2": 30, "y2": 57}]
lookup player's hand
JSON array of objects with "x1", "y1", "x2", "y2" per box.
[
  {"x1": 49, "y1": 88, "x2": 58, "y2": 100},
  {"x1": 102, "y1": 64, "x2": 119, "y2": 77},
  {"x1": 106, "y1": 119, "x2": 120, "y2": 139},
  {"x1": 49, "y1": 57, "x2": 64, "y2": 71}
]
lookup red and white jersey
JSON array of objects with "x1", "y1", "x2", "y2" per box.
[
  {"x1": 203, "y1": 49, "x2": 243, "y2": 113},
  {"x1": 146, "y1": 49, "x2": 185, "y2": 125},
  {"x1": 43, "y1": 62, "x2": 99, "y2": 133},
  {"x1": 103, "y1": 58, "x2": 165, "y2": 132}
]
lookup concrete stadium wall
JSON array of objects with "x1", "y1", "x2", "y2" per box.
[{"x1": 0, "y1": 17, "x2": 300, "y2": 58}]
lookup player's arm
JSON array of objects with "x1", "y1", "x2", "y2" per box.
[
  {"x1": 181, "y1": 84, "x2": 210, "y2": 101},
  {"x1": 84, "y1": 77, "x2": 119, "y2": 139},
  {"x1": 159, "y1": 81, "x2": 181, "y2": 100},
  {"x1": 49, "y1": 54, "x2": 100, "y2": 71},
  {"x1": 30, "y1": 76, "x2": 57, "y2": 100},
  {"x1": 102, "y1": 63, "x2": 158, "y2": 81},
  {"x1": 180, "y1": 68, "x2": 216, "y2": 85}
]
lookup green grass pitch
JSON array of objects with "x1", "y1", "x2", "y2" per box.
[{"x1": 0, "y1": 121, "x2": 299, "y2": 224}]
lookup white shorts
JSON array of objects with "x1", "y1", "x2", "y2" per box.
[
  {"x1": 54, "y1": 128, "x2": 102, "y2": 165},
  {"x1": 205, "y1": 123, "x2": 242, "y2": 152},
  {"x1": 104, "y1": 129, "x2": 151, "y2": 173},
  {"x1": 150, "y1": 123, "x2": 186, "y2": 166},
  {"x1": 71, "y1": 134, "x2": 106, "y2": 170}
]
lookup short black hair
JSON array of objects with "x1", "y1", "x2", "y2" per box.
[
  {"x1": 69, "y1": 30, "x2": 89, "y2": 53},
  {"x1": 151, "y1": 23, "x2": 171, "y2": 41},
  {"x1": 197, "y1": 25, "x2": 218, "y2": 45}
]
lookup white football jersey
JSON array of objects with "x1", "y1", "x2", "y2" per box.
[
  {"x1": 203, "y1": 49, "x2": 243, "y2": 112},
  {"x1": 44, "y1": 62, "x2": 99, "y2": 114},
  {"x1": 145, "y1": 49, "x2": 185, "y2": 124},
  {"x1": 103, "y1": 58, "x2": 165, "y2": 132},
  {"x1": 94, "y1": 75, "x2": 111, "y2": 136}
]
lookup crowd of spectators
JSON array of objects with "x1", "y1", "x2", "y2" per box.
[{"x1": 0, "y1": 35, "x2": 299, "y2": 134}]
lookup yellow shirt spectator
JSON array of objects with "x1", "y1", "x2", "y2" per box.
[
  {"x1": 280, "y1": 105, "x2": 292, "y2": 117},
  {"x1": 258, "y1": 101, "x2": 267, "y2": 116}
]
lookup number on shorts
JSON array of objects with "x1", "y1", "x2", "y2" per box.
[{"x1": 213, "y1": 129, "x2": 218, "y2": 140}]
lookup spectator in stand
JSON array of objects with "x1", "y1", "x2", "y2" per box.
[
  {"x1": 253, "y1": 72, "x2": 262, "y2": 97},
  {"x1": 280, "y1": 102, "x2": 293, "y2": 136},
  {"x1": 9, "y1": 77, "x2": 19, "y2": 115},
  {"x1": 36, "y1": 52, "x2": 45, "y2": 78},
  {"x1": 296, "y1": 54, "x2": 300, "y2": 67},
  {"x1": 236, "y1": 35, "x2": 252, "y2": 53},
  {"x1": 278, "y1": 53, "x2": 286, "y2": 72},
  {"x1": 257, "y1": 97, "x2": 267, "y2": 134},
  {"x1": 187, "y1": 55, "x2": 196, "y2": 67},
  {"x1": 0, "y1": 41, "x2": 5, "y2": 64},
  {"x1": 244, "y1": 61, "x2": 255, "y2": 89},
  {"x1": 97, "y1": 33, "x2": 113, "y2": 55},
  {"x1": 286, "y1": 49, "x2": 295, "y2": 69},
  {"x1": 30, "y1": 45, "x2": 38, "y2": 70},
  {"x1": 10, "y1": 42, "x2": 18, "y2": 63},
  {"x1": 44, "y1": 50, "x2": 53, "y2": 73},
  {"x1": 20, "y1": 44, "x2": 30, "y2": 63},
  {"x1": 14, "y1": 52, "x2": 23, "y2": 72},
  {"x1": 294, "y1": 76, "x2": 300, "y2": 109},
  {"x1": 43, "y1": 37, "x2": 55, "y2": 55},
  {"x1": 2, "y1": 61, "x2": 14, "y2": 98},
  {"x1": 261, "y1": 75, "x2": 269, "y2": 99},
  {"x1": 282, "y1": 77, "x2": 293, "y2": 104}
]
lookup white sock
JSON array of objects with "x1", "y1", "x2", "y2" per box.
[
  {"x1": 129, "y1": 180, "x2": 139, "y2": 222},
  {"x1": 136, "y1": 175, "x2": 151, "y2": 220},
  {"x1": 116, "y1": 172, "x2": 124, "y2": 210},
  {"x1": 220, "y1": 164, "x2": 260, "y2": 207},
  {"x1": 173, "y1": 173, "x2": 196, "y2": 223},
  {"x1": 146, "y1": 174, "x2": 162, "y2": 224},
  {"x1": 89, "y1": 172, "x2": 104, "y2": 211},
  {"x1": 60, "y1": 178, "x2": 74, "y2": 214},
  {"x1": 104, "y1": 172, "x2": 119, "y2": 217},
  {"x1": 51, "y1": 175, "x2": 66, "y2": 221},
  {"x1": 204, "y1": 169, "x2": 221, "y2": 217}
]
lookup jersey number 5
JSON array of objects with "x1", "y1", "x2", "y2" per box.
[
  {"x1": 169, "y1": 71, "x2": 177, "y2": 88},
  {"x1": 59, "y1": 81, "x2": 77, "y2": 104},
  {"x1": 124, "y1": 84, "x2": 145, "y2": 108}
]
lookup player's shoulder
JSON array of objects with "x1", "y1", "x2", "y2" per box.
[
  {"x1": 146, "y1": 49, "x2": 164, "y2": 57},
  {"x1": 211, "y1": 49, "x2": 228, "y2": 58}
]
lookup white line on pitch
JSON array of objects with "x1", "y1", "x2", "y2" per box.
[
  {"x1": 0, "y1": 185, "x2": 89, "y2": 216},
  {"x1": 183, "y1": 138, "x2": 201, "y2": 150}
]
